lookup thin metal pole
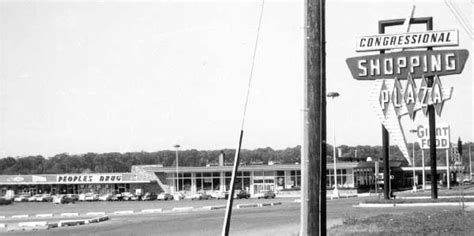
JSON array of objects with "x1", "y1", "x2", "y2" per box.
[
  {"x1": 176, "y1": 149, "x2": 179, "y2": 192},
  {"x1": 331, "y1": 96, "x2": 338, "y2": 197},
  {"x1": 422, "y1": 149, "x2": 426, "y2": 190},
  {"x1": 446, "y1": 149, "x2": 450, "y2": 189},
  {"x1": 222, "y1": 131, "x2": 244, "y2": 236},
  {"x1": 469, "y1": 144, "x2": 472, "y2": 180},
  {"x1": 222, "y1": 1, "x2": 265, "y2": 234},
  {"x1": 413, "y1": 142, "x2": 416, "y2": 191}
]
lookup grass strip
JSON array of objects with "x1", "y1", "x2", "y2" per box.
[{"x1": 330, "y1": 210, "x2": 474, "y2": 235}]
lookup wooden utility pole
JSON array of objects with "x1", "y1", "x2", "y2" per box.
[{"x1": 301, "y1": 0, "x2": 326, "y2": 235}]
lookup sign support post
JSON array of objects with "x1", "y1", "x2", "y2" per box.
[
  {"x1": 422, "y1": 149, "x2": 426, "y2": 190},
  {"x1": 377, "y1": 22, "x2": 391, "y2": 200},
  {"x1": 446, "y1": 148, "x2": 450, "y2": 189}
]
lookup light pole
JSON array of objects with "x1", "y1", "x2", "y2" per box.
[
  {"x1": 174, "y1": 144, "x2": 180, "y2": 193},
  {"x1": 327, "y1": 92, "x2": 340, "y2": 198},
  {"x1": 409, "y1": 129, "x2": 417, "y2": 192}
]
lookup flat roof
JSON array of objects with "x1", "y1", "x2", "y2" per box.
[{"x1": 138, "y1": 162, "x2": 359, "y2": 173}]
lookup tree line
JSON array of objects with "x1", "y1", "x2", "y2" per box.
[{"x1": 0, "y1": 143, "x2": 472, "y2": 175}]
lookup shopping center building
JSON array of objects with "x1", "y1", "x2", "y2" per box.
[
  {"x1": 1, "y1": 160, "x2": 438, "y2": 197},
  {"x1": 0, "y1": 162, "x2": 362, "y2": 196}
]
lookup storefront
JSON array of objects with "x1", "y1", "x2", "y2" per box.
[
  {"x1": 0, "y1": 173, "x2": 152, "y2": 196},
  {"x1": 0, "y1": 162, "x2": 390, "y2": 197}
]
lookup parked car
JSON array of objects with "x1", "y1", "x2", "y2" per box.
[
  {"x1": 234, "y1": 190, "x2": 250, "y2": 199},
  {"x1": 142, "y1": 192, "x2": 158, "y2": 201},
  {"x1": 0, "y1": 197, "x2": 12, "y2": 205},
  {"x1": 190, "y1": 192, "x2": 211, "y2": 200},
  {"x1": 157, "y1": 193, "x2": 174, "y2": 201},
  {"x1": 28, "y1": 194, "x2": 41, "y2": 202},
  {"x1": 211, "y1": 191, "x2": 228, "y2": 200},
  {"x1": 121, "y1": 192, "x2": 134, "y2": 201},
  {"x1": 13, "y1": 195, "x2": 29, "y2": 202},
  {"x1": 36, "y1": 194, "x2": 53, "y2": 202},
  {"x1": 53, "y1": 195, "x2": 76, "y2": 204},
  {"x1": 130, "y1": 195, "x2": 142, "y2": 201},
  {"x1": 255, "y1": 190, "x2": 276, "y2": 199},
  {"x1": 84, "y1": 193, "x2": 99, "y2": 201},
  {"x1": 67, "y1": 194, "x2": 79, "y2": 201},
  {"x1": 172, "y1": 192, "x2": 185, "y2": 201},
  {"x1": 110, "y1": 193, "x2": 123, "y2": 201},
  {"x1": 98, "y1": 194, "x2": 113, "y2": 201},
  {"x1": 78, "y1": 193, "x2": 87, "y2": 201}
]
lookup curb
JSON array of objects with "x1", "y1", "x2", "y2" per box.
[
  {"x1": 203, "y1": 205, "x2": 226, "y2": 210},
  {"x1": 113, "y1": 210, "x2": 134, "y2": 215},
  {"x1": 172, "y1": 207, "x2": 194, "y2": 212},
  {"x1": 88, "y1": 215, "x2": 109, "y2": 223},
  {"x1": 58, "y1": 219, "x2": 89, "y2": 227},
  {"x1": 236, "y1": 203, "x2": 258, "y2": 209},
  {"x1": 36, "y1": 213, "x2": 53, "y2": 218},
  {"x1": 356, "y1": 202, "x2": 472, "y2": 208},
  {"x1": 85, "y1": 212, "x2": 106, "y2": 216},
  {"x1": 141, "y1": 209, "x2": 163, "y2": 214},
  {"x1": 0, "y1": 216, "x2": 5, "y2": 219},
  {"x1": 271, "y1": 202, "x2": 282, "y2": 206},
  {"x1": 258, "y1": 203, "x2": 272, "y2": 207},
  {"x1": 7, "y1": 215, "x2": 110, "y2": 231},
  {"x1": 61, "y1": 213, "x2": 79, "y2": 217},
  {"x1": 18, "y1": 221, "x2": 48, "y2": 228},
  {"x1": 11, "y1": 215, "x2": 28, "y2": 219}
]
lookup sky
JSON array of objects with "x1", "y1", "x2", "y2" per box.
[{"x1": 0, "y1": 0, "x2": 472, "y2": 158}]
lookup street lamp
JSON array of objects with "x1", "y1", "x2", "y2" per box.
[
  {"x1": 409, "y1": 129, "x2": 417, "y2": 192},
  {"x1": 327, "y1": 92, "x2": 340, "y2": 198},
  {"x1": 174, "y1": 144, "x2": 180, "y2": 193}
]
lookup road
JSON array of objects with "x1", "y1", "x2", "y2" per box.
[{"x1": 4, "y1": 197, "x2": 468, "y2": 235}]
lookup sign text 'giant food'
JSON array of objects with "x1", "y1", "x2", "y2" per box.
[
  {"x1": 356, "y1": 30, "x2": 459, "y2": 52},
  {"x1": 56, "y1": 174, "x2": 123, "y2": 183},
  {"x1": 346, "y1": 49, "x2": 469, "y2": 80},
  {"x1": 416, "y1": 123, "x2": 450, "y2": 149}
]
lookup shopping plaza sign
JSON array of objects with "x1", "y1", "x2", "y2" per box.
[
  {"x1": 346, "y1": 49, "x2": 469, "y2": 80},
  {"x1": 345, "y1": 15, "x2": 469, "y2": 164},
  {"x1": 356, "y1": 30, "x2": 459, "y2": 52}
]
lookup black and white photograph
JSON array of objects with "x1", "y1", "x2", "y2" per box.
[{"x1": 0, "y1": 0, "x2": 472, "y2": 235}]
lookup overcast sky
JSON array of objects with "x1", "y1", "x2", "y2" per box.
[{"x1": 0, "y1": 0, "x2": 472, "y2": 157}]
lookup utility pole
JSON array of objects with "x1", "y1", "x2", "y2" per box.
[{"x1": 301, "y1": 0, "x2": 326, "y2": 235}]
